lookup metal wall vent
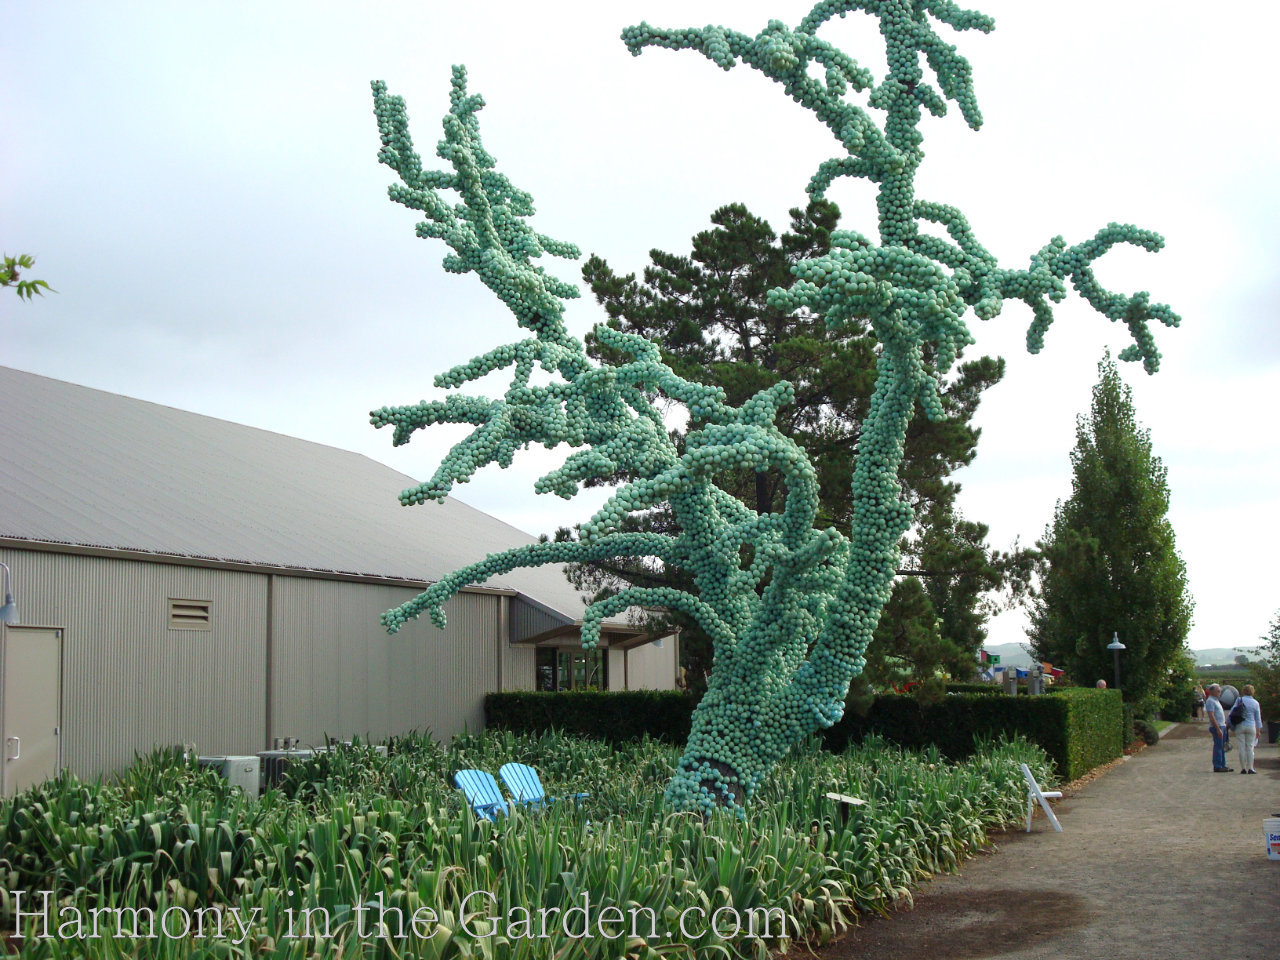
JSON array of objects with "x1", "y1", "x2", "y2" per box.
[{"x1": 169, "y1": 598, "x2": 211, "y2": 630}]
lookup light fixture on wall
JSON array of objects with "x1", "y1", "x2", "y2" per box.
[{"x1": 0, "y1": 562, "x2": 19, "y2": 625}]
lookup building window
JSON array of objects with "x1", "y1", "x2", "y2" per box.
[
  {"x1": 537, "y1": 648, "x2": 555, "y2": 691},
  {"x1": 537, "y1": 647, "x2": 607, "y2": 691},
  {"x1": 169, "y1": 598, "x2": 211, "y2": 630}
]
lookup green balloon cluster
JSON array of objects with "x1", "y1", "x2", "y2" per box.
[{"x1": 371, "y1": 0, "x2": 1178, "y2": 814}]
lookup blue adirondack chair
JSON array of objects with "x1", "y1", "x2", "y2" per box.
[
  {"x1": 498, "y1": 762, "x2": 588, "y2": 808},
  {"x1": 453, "y1": 769, "x2": 509, "y2": 820}
]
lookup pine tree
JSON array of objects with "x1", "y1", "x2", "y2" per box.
[
  {"x1": 577, "y1": 201, "x2": 1015, "y2": 690},
  {"x1": 1029, "y1": 354, "x2": 1193, "y2": 714}
]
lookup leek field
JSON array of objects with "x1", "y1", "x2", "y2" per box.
[{"x1": 0, "y1": 732, "x2": 1053, "y2": 959}]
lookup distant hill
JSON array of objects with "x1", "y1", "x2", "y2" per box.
[
  {"x1": 1190, "y1": 647, "x2": 1260, "y2": 667},
  {"x1": 979, "y1": 644, "x2": 1261, "y2": 672}
]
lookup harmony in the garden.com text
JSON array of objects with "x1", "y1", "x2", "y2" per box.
[{"x1": 10, "y1": 889, "x2": 796, "y2": 944}]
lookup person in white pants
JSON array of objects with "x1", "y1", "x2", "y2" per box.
[{"x1": 1235, "y1": 683, "x2": 1263, "y2": 774}]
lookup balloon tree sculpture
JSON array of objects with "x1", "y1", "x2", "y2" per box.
[{"x1": 369, "y1": 0, "x2": 1178, "y2": 813}]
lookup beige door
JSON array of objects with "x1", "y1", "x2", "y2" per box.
[{"x1": 3, "y1": 627, "x2": 62, "y2": 796}]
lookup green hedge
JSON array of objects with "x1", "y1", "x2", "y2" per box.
[
  {"x1": 485, "y1": 690, "x2": 696, "y2": 742},
  {"x1": 486, "y1": 687, "x2": 1124, "y2": 781},
  {"x1": 823, "y1": 689, "x2": 1123, "y2": 781}
]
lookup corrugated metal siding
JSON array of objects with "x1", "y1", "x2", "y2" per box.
[
  {"x1": 0, "y1": 547, "x2": 266, "y2": 778},
  {"x1": 607, "y1": 649, "x2": 625, "y2": 690},
  {"x1": 509, "y1": 597, "x2": 571, "y2": 643},
  {"x1": 0, "y1": 545, "x2": 574, "y2": 784},
  {"x1": 499, "y1": 597, "x2": 536, "y2": 692},
  {"x1": 622, "y1": 638, "x2": 678, "y2": 690},
  {"x1": 270, "y1": 579, "x2": 504, "y2": 743}
]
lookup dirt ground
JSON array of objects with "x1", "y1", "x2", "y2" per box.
[{"x1": 820, "y1": 721, "x2": 1280, "y2": 960}]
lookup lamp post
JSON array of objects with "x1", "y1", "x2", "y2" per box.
[
  {"x1": 1107, "y1": 632, "x2": 1126, "y2": 692},
  {"x1": 0, "y1": 562, "x2": 18, "y2": 626}
]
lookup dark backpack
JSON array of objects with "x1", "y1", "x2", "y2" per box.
[{"x1": 1228, "y1": 698, "x2": 1246, "y2": 727}]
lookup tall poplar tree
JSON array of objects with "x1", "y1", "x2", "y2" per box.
[{"x1": 1028, "y1": 355, "x2": 1193, "y2": 714}]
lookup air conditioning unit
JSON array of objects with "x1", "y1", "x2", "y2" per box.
[
  {"x1": 325, "y1": 742, "x2": 389, "y2": 758},
  {"x1": 257, "y1": 748, "x2": 316, "y2": 789},
  {"x1": 316, "y1": 740, "x2": 389, "y2": 758},
  {"x1": 197, "y1": 756, "x2": 261, "y2": 799},
  {"x1": 254, "y1": 742, "x2": 390, "y2": 792}
]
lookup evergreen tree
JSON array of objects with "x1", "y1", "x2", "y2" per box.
[
  {"x1": 577, "y1": 201, "x2": 1017, "y2": 689},
  {"x1": 583, "y1": 201, "x2": 1003, "y2": 528},
  {"x1": 1245, "y1": 612, "x2": 1280, "y2": 723},
  {"x1": 1029, "y1": 354, "x2": 1193, "y2": 714}
]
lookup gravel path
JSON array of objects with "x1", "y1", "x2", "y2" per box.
[{"x1": 820, "y1": 721, "x2": 1279, "y2": 960}]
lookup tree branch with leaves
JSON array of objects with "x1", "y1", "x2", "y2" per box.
[{"x1": 2, "y1": 254, "x2": 53, "y2": 301}]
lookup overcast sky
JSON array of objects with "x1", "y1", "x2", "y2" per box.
[{"x1": 4, "y1": 1, "x2": 1277, "y2": 653}]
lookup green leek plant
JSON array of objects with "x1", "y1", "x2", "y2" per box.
[{"x1": 0, "y1": 732, "x2": 1051, "y2": 959}]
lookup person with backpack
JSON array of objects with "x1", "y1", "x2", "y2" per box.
[
  {"x1": 1205, "y1": 684, "x2": 1231, "y2": 772},
  {"x1": 1232, "y1": 684, "x2": 1263, "y2": 774}
]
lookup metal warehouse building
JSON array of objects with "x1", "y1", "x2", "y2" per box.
[{"x1": 0, "y1": 366, "x2": 676, "y2": 796}]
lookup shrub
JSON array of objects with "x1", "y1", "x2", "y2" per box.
[
  {"x1": 485, "y1": 690, "x2": 697, "y2": 742},
  {"x1": 490, "y1": 689, "x2": 1123, "y2": 782},
  {"x1": 1132, "y1": 718, "x2": 1160, "y2": 746},
  {"x1": 824, "y1": 688, "x2": 1122, "y2": 781}
]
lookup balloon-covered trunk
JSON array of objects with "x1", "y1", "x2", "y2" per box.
[
  {"x1": 668, "y1": 340, "x2": 921, "y2": 809},
  {"x1": 669, "y1": 45, "x2": 931, "y2": 806}
]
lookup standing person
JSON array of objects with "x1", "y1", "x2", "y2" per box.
[
  {"x1": 1204, "y1": 684, "x2": 1231, "y2": 773},
  {"x1": 1235, "y1": 684, "x2": 1263, "y2": 774},
  {"x1": 1193, "y1": 684, "x2": 1205, "y2": 720}
]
